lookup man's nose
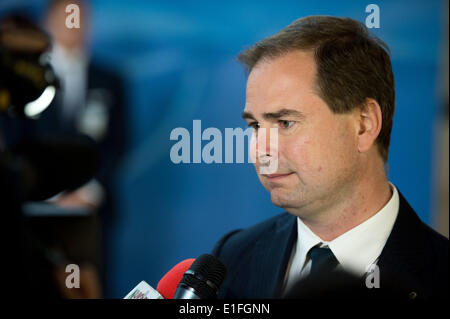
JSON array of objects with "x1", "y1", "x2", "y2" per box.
[{"x1": 256, "y1": 127, "x2": 278, "y2": 160}]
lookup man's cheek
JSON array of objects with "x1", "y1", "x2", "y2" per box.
[
  {"x1": 289, "y1": 139, "x2": 314, "y2": 171},
  {"x1": 292, "y1": 144, "x2": 329, "y2": 184}
]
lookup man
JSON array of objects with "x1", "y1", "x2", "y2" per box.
[
  {"x1": 212, "y1": 16, "x2": 448, "y2": 299},
  {"x1": 40, "y1": 0, "x2": 128, "y2": 297},
  {"x1": 42, "y1": 0, "x2": 127, "y2": 209}
]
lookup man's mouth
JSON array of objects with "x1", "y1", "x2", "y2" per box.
[{"x1": 262, "y1": 172, "x2": 294, "y2": 181}]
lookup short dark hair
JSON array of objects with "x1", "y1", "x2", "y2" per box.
[{"x1": 238, "y1": 16, "x2": 395, "y2": 162}]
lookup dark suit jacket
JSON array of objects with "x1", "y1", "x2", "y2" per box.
[
  {"x1": 212, "y1": 190, "x2": 448, "y2": 299},
  {"x1": 34, "y1": 63, "x2": 128, "y2": 188}
]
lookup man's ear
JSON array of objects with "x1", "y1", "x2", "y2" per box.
[{"x1": 357, "y1": 98, "x2": 382, "y2": 154}]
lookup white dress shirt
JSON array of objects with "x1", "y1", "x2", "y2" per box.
[
  {"x1": 50, "y1": 44, "x2": 88, "y2": 123},
  {"x1": 282, "y1": 182, "x2": 400, "y2": 294}
]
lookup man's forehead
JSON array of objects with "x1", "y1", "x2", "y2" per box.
[
  {"x1": 243, "y1": 53, "x2": 319, "y2": 119},
  {"x1": 246, "y1": 52, "x2": 317, "y2": 96}
]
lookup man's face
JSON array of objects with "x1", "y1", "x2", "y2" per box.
[
  {"x1": 243, "y1": 51, "x2": 361, "y2": 217},
  {"x1": 46, "y1": 1, "x2": 88, "y2": 51}
]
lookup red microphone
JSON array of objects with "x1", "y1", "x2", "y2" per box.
[{"x1": 157, "y1": 259, "x2": 195, "y2": 299}]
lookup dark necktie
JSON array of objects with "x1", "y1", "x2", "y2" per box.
[{"x1": 308, "y1": 245, "x2": 339, "y2": 276}]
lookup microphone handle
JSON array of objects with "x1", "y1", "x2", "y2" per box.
[{"x1": 173, "y1": 284, "x2": 201, "y2": 299}]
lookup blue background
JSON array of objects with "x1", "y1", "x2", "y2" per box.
[{"x1": 1, "y1": 0, "x2": 446, "y2": 297}]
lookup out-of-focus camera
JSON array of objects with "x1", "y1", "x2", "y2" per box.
[{"x1": 0, "y1": 14, "x2": 58, "y2": 118}]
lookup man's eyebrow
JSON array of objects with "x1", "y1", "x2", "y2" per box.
[
  {"x1": 263, "y1": 109, "x2": 305, "y2": 120},
  {"x1": 241, "y1": 109, "x2": 305, "y2": 121},
  {"x1": 242, "y1": 111, "x2": 256, "y2": 120}
]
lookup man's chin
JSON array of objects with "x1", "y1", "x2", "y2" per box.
[{"x1": 269, "y1": 188, "x2": 298, "y2": 208}]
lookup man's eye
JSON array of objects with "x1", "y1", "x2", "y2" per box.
[
  {"x1": 278, "y1": 120, "x2": 294, "y2": 129},
  {"x1": 248, "y1": 122, "x2": 260, "y2": 130}
]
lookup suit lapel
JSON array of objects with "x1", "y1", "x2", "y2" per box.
[
  {"x1": 248, "y1": 214, "x2": 297, "y2": 298},
  {"x1": 376, "y1": 190, "x2": 429, "y2": 295}
]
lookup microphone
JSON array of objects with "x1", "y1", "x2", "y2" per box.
[
  {"x1": 123, "y1": 258, "x2": 194, "y2": 299},
  {"x1": 173, "y1": 254, "x2": 226, "y2": 299},
  {"x1": 123, "y1": 254, "x2": 226, "y2": 300},
  {"x1": 157, "y1": 258, "x2": 195, "y2": 299}
]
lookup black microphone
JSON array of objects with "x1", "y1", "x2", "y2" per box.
[
  {"x1": 8, "y1": 135, "x2": 99, "y2": 201},
  {"x1": 173, "y1": 254, "x2": 226, "y2": 299}
]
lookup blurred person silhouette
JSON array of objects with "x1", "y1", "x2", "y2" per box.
[
  {"x1": 0, "y1": 13, "x2": 105, "y2": 299},
  {"x1": 39, "y1": 0, "x2": 128, "y2": 296}
]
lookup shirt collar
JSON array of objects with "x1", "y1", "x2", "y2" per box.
[
  {"x1": 296, "y1": 182, "x2": 400, "y2": 277},
  {"x1": 51, "y1": 44, "x2": 87, "y2": 74}
]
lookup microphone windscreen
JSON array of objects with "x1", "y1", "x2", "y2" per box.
[
  {"x1": 157, "y1": 258, "x2": 195, "y2": 299},
  {"x1": 176, "y1": 254, "x2": 226, "y2": 299}
]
